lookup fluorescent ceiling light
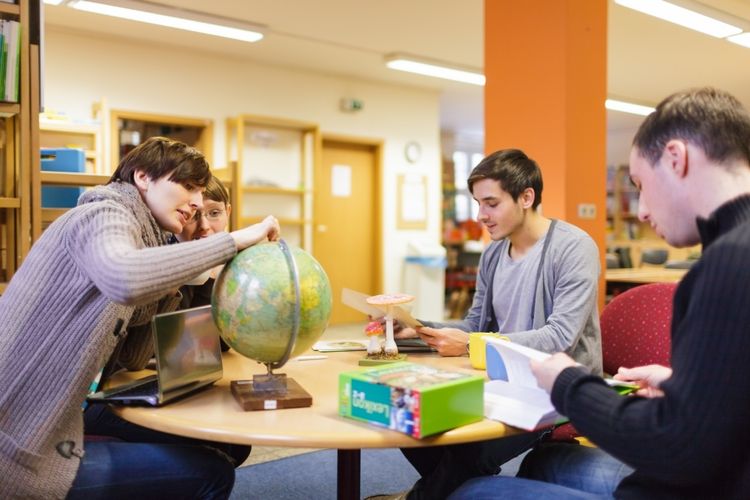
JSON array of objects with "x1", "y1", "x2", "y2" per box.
[
  {"x1": 727, "y1": 32, "x2": 750, "y2": 48},
  {"x1": 43, "y1": 0, "x2": 66, "y2": 5},
  {"x1": 614, "y1": 0, "x2": 742, "y2": 38},
  {"x1": 385, "y1": 54, "x2": 485, "y2": 86},
  {"x1": 606, "y1": 99, "x2": 655, "y2": 116},
  {"x1": 68, "y1": 0, "x2": 264, "y2": 43}
]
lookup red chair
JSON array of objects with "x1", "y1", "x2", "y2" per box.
[
  {"x1": 549, "y1": 282, "x2": 676, "y2": 442},
  {"x1": 600, "y1": 282, "x2": 675, "y2": 374}
]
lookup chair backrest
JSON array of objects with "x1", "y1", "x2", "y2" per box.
[{"x1": 601, "y1": 282, "x2": 676, "y2": 375}]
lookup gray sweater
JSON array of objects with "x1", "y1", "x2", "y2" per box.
[
  {"x1": 0, "y1": 182, "x2": 237, "y2": 499},
  {"x1": 425, "y1": 220, "x2": 602, "y2": 374}
]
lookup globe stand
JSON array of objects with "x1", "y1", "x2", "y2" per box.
[{"x1": 229, "y1": 239, "x2": 314, "y2": 411}]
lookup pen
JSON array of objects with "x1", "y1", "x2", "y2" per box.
[{"x1": 296, "y1": 355, "x2": 328, "y2": 361}]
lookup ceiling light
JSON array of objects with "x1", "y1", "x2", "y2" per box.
[
  {"x1": 606, "y1": 99, "x2": 655, "y2": 116},
  {"x1": 67, "y1": 0, "x2": 264, "y2": 43},
  {"x1": 385, "y1": 54, "x2": 485, "y2": 86},
  {"x1": 727, "y1": 32, "x2": 750, "y2": 48},
  {"x1": 614, "y1": 0, "x2": 742, "y2": 38},
  {"x1": 43, "y1": 0, "x2": 66, "y2": 5}
]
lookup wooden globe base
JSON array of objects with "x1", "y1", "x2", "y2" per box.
[{"x1": 230, "y1": 372, "x2": 312, "y2": 411}]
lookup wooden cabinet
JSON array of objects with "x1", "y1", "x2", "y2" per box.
[
  {"x1": 0, "y1": 0, "x2": 38, "y2": 293},
  {"x1": 226, "y1": 115, "x2": 320, "y2": 250}
]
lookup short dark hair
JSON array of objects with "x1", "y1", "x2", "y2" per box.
[
  {"x1": 204, "y1": 175, "x2": 230, "y2": 205},
  {"x1": 109, "y1": 136, "x2": 211, "y2": 187},
  {"x1": 467, "y1": 149, "x2": 543, "y2": 209},
  {"x1": 633, "y1": 87, "x2": 750, "y2": 167}
]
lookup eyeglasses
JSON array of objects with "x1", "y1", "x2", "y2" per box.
[{"x1": 190, "y1": 208, "x2": 226, "y2": 223}]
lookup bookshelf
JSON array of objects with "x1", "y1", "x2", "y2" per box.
[
  {"x1": 225, "y1": 115, "x2": 320, "y2": 250},
  {"x1": 0, "y1": 0, "x2": 38, "y2": 294},
  {"x1": 39, "y1": 118, "x2": 103, "y2": 174},
  {"x1": 110, "y1": 109, "x2": 213, "y2": 169}
]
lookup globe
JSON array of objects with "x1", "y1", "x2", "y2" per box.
[{"x1": 211, "y1": 240, "x2": 332, "y2": 366}]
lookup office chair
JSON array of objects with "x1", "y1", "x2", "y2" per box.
[{"x1": 549, "y1": 282, "x2": 676, "y2": 442}]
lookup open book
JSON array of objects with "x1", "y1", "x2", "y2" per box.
[{"x1": 483, "y1": 338, "x2": 637, "y2": 431}]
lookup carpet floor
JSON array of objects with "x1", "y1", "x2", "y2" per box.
[{"x1": 231, "y1": 447, "x2": 526, "y2": 499}]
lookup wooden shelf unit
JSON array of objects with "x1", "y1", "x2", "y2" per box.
[
  {"x1": 0, "y1": 0, "x2": 38, "y2": 293},
  {"x1": 39, "y1": 118, "x2": 103, "y2": 174},
  {"x1": 110, "y1": 109, "x2": 214, "y2": 170},
  {"x1": 226, "y1": 114, "x2": 320, "y2": 250}
]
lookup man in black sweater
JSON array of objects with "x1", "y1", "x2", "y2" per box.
[{"x1": 450, "y1": 88, "x2": 750, "y2": 499}]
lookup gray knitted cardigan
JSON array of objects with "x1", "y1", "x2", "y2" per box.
[{"x1": 0, "y1": 182, "x2": 237, "y2": 499}]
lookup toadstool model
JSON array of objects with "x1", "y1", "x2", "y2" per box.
[{"x1": 365, "y1": 293, "x2": 415, "y2": 355}]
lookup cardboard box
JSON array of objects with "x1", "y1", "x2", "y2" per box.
[{"x1": 338, "y1": 362, "x2": 484, "y2": 438}]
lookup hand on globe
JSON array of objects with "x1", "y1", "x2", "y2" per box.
[{"x1": 231, "y1": 215, "x2": 281, "y2": 250}]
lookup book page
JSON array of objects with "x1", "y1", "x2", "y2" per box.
[
  {"x1": 484, "y1": 379, "x2": 559, "y2": 430},
  {"x1": 484, "y1": 337, "x2": 550, "y2": 389}
]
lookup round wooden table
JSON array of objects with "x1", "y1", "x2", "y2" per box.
[{"x1": 114, "y1": 349, "x2": 518, "y2": 500}]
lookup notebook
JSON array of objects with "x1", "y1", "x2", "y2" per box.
[{"x1": 87, "y1": 305, "x2": 223, "y2": 406}]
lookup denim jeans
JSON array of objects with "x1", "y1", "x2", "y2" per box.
[
  {"x1": 402, "y1": 429, "x2": 548, "y2": 499},
  {"x1": 83, "y1": 404, "x2": 251, "y2": 466},
  {"x1": 448, "y1": 442, "x2": 634, "y2": 499},
  {"x1": 67, "y1": 404, "x2": 250, "y2": 499},
  {"x1": 67, "y1": 440, "x2": 235, "y2": 499}
]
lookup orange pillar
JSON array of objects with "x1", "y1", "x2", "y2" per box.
[{"x1": 485, "y1": 0, "x2": 607, "y2": 305}]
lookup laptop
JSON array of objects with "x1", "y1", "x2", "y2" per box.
[{"x1": 88, "y1": 305, "x2": 223, "y2": 406}]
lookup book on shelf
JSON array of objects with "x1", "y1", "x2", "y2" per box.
[
  {"x1": 483, "y1": 338, "x2": 637, "y2": 431},
  {"x1": 0, "y1": 19, "x2": 20, "y2": 103}
]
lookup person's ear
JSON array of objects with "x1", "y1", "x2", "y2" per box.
[
  {"x1": 225, "y1": 203, "x2": 232, "y2": 218},
  {"x1": 663, "y1": 139, "x2": 688, "y2": 179},
  {"x1": 133, "y1": 169, "x2": 151, "y2": 191},
  {"x1": 519, "y1": 188, "x2": 535, "y2": 209}
]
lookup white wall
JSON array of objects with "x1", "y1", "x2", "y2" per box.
[{"x1": 44, "y1": 28, "x2": 444, "y2": 304}]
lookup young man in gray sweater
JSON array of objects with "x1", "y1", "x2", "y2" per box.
[
  {"x1": 0, "y1": 137, "x2": 279, "y2": 499},
  {"x1": 377, "y1": 148, "x2": 602, "y2": 500}
]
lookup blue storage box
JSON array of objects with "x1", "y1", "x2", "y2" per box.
[{"x1": 41, "y1": 148, "x2": 86, "y2": 208}]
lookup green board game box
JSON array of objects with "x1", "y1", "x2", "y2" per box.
[{"x1": 338, "y1": 362, "x2": 484, "y2": 438}]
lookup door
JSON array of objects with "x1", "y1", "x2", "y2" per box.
[{"x1": 314, "y1": 137, "x2": 381, "y2": 325}]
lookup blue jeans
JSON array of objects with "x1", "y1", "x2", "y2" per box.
[
  {"x1": 402, "y1": 429, "x2": 548, "y2": 499},
  {"x1": 83, "y1": 404, "x2": 251, "y2": 466},
  {"x1": 68, "y1": 404, "x2": 249, "y2": 498},
  {"x1": 448, "y1": 442, "x2": 634, "y2": 499},
  {"x1": 67, "y1": 440, "x2": 234, "y2": 499}
]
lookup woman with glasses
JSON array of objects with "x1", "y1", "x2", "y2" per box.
[{"x1": 175, "y1": 175, "x2": 233, "y2": 314}]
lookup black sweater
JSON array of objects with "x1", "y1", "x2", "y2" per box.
[{"x1": 552, "y1": 194, "x2": 750, "y2": 499}]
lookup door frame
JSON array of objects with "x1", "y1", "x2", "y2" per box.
[{"x1": 316, "y1": 133, "x2": 383, "y2": 298}]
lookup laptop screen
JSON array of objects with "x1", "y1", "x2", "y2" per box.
[{"x1": 153, "y1": 305, "x2": 223, "y2": 395}]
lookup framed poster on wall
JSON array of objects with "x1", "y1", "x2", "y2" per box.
[{"x1": 397, "y1": 173, "x2": 427, "y2": 230}]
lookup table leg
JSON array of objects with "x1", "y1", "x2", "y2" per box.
[{"x1": 337, "y1": 448, "x2": 361, "y2": 500}]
